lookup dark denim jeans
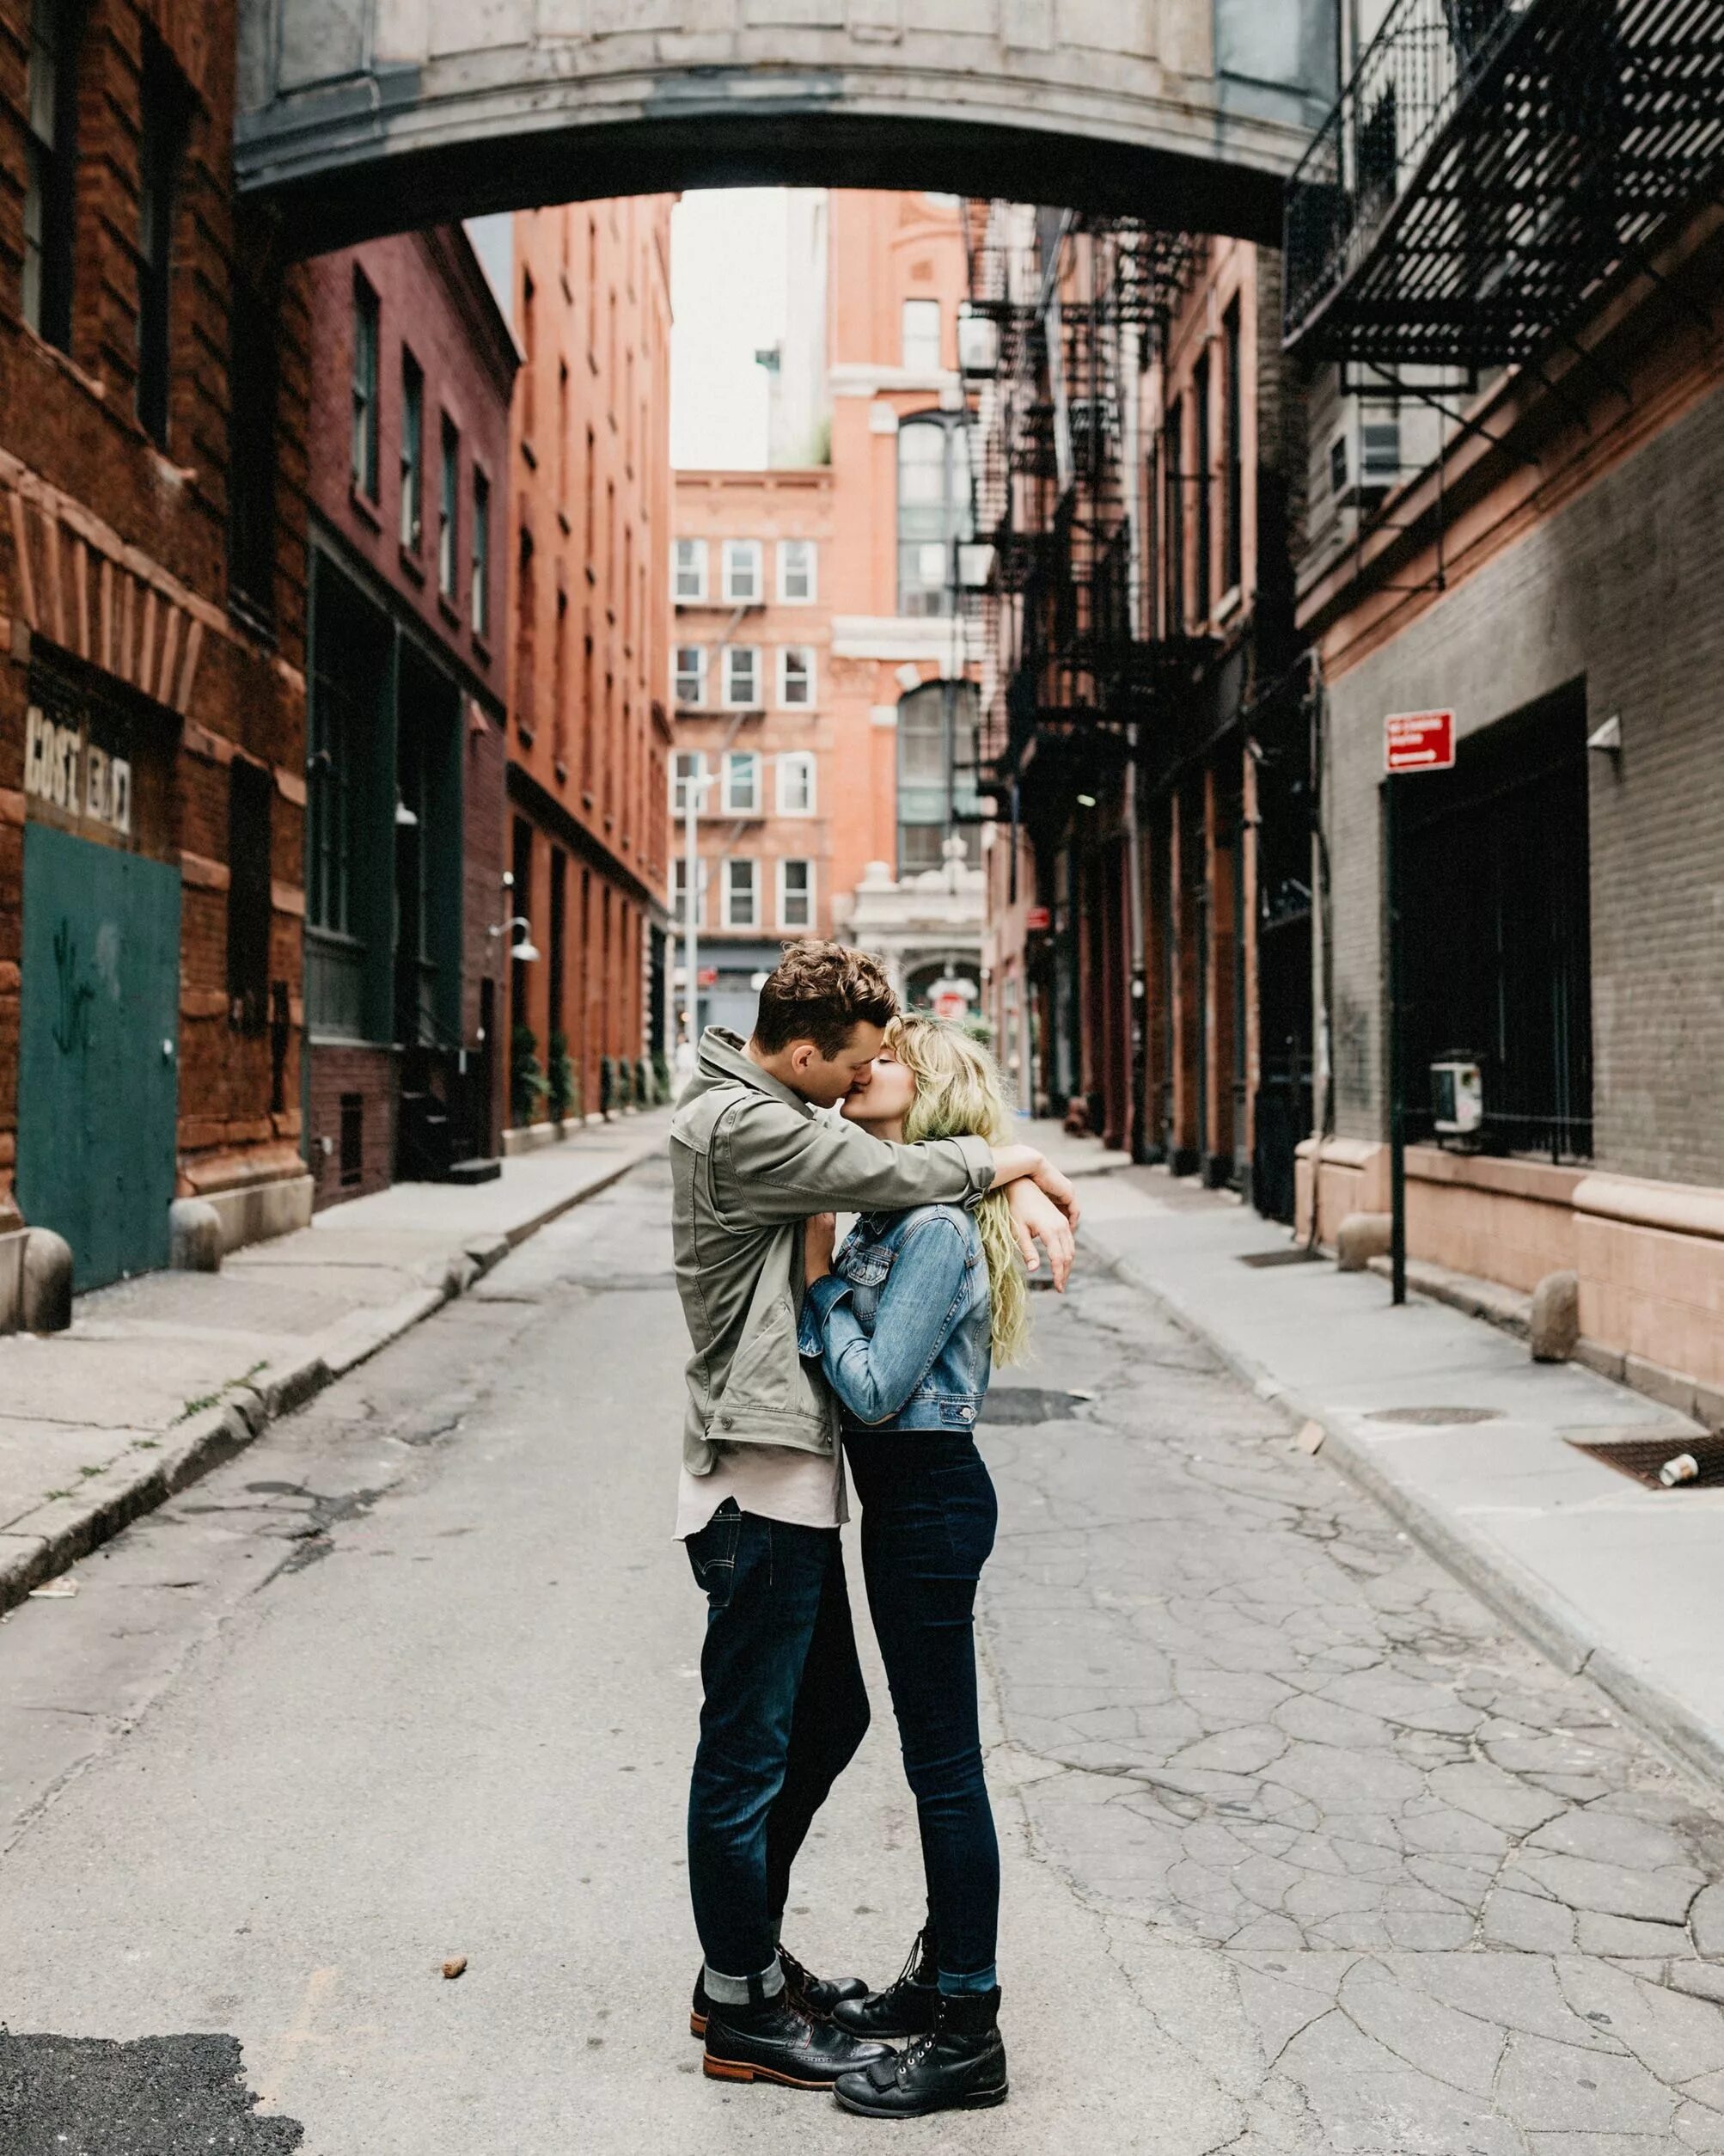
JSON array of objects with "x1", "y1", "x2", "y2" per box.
[
  {"x1": 844, "y1": 1431, "x2": 1000, "y2": 1983},
  {"x1": 685, "y1": 1499, "x2": 871, "y2": 1981}
]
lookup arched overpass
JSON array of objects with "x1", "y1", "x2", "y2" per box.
[{"x1": 235, "y1": 2, "x2": 1336, "y2": 254}]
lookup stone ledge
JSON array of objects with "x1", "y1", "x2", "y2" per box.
[{"x1": 1574, "y1": 1171, "x2": 1724, "y2": 1243}]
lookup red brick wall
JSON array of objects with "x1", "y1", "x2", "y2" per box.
[{"x1": 308, "y1": 1044, "x2": 396, "y2": 1209}]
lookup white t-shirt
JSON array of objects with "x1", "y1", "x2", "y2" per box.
[{"x1": 676, "y1": 1442, "x2": 849, "y2": 1538}]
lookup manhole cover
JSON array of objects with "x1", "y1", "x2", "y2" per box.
[
  {"x1": 1366, "y1": 1406, "x2": 1505, "y2": 1426},
  {"x1": 981, "y1": 1387, "x2": 1086, "y2": 1424},
  {"x1": 1566, "y1": 1431, "x2": 1724, "y2": 1490},
  {"x1": 1238, "y1": 1246, "x2": 1324, "y2": 1269}
]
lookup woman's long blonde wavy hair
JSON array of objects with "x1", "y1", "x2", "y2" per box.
[{"x1": 889, "y1": 1015, "x2": 1030, "y2": 1367}]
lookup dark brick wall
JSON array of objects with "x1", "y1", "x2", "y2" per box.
[
  {"x1": 308, "y1": 1043, "x2": 395, "y2": 1210},
  {"x1": 0, "y1": 0, "x2": 310, "y2": 1220}
]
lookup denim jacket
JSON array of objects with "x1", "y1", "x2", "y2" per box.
[{"x1": 797, "y1": 1204, "x2": 993, "y2": 1432}]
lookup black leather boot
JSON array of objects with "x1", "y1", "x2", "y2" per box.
[
  {"x1": 831, "y1": 1926, "x2": 939, "y2": 2040},
  {"x1": 704, "y1": 1994, "x2": 890, "y2": 2091},
  {"x1": 689, "y1": 1946, "x2": 868, "y2": 2038},
  {"x1": 832, "y1": 1987, "x2": 1008, "y2": 2117}
]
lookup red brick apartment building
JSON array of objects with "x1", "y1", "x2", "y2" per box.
[
  {"x1": 0, "y1": 0, "x2": 309, "y2": 1298},
  {"x1": 303, "y1": 228, "x2": 516, "y2": 1205},
  {"x1": 502, "y1": 197, "x2": 674, "y2": 1133}
]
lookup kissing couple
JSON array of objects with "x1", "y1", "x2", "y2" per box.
[{"x1": 669, "y1": 940, "x2": 1079, "y2": 2117}]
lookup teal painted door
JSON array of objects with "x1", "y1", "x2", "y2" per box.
[{"x1": 17, "y1": 824, "x2": 181, "y2": 1291}]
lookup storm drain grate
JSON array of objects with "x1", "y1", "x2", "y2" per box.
[
  {"x1": 1566, "y1": 1430, "x2": 1724, "y2": 1490},
  {"x1": 1366, "y1": 1406, "x2": 1505, "y2": 1426},
  {"x1": 981, "y1": 1387, "x2": 1088, "y2": 1424},
  {"x1": 1237, "y1": 1246, "x2": 1324, "y2": 1269}
]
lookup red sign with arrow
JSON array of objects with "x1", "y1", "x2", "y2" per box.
[{"x1": 1385, "y1": 710, "x2": 1456, "y2": 773}]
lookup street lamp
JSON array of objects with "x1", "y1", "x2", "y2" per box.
[{"x1": 488, "y1": 914, "x2": 540, "y2": 964}]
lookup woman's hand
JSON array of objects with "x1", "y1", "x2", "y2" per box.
[{"x1": 804, "y1": 1212, "x2": 837, "y2": 1286}]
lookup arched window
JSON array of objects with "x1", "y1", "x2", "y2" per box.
[{"x1": 896, "y1": 417, "x2": 972, "y2": 618}]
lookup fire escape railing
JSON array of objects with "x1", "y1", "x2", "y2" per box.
[{"x1": 1285, "y1": 0, "x2": 1724, "y2": 366}]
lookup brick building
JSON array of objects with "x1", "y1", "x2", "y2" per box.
[
  {"x1": 302, "y1": 226, "x2": 516, "y2": 1206},
  {"x1": 672, "y1": 190, "x2": 987, "y2": 1042},
  {"x1": 498, "y1": 198, "x2": 674, "y2": 1132},
  {"x1": 0, "y1": 0, "x2": 308, "y2": 1295},
  {"x1": 1284, "y1": 2, "x2": 1724, "y2": 1424}
]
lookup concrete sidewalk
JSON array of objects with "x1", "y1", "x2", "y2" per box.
[
  {"x1": 0, "y1": 1112, "x2": 670, "y2": 1614},
  {"x1": 1037, "y1": 1124, "x2": 1724, "y2": 1789}
]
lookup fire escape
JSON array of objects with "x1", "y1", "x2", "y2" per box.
[{"x1": 1285, "y1": 0, "x2": 1724, "y2": 369}]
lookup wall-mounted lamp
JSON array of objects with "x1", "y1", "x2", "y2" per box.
[
  {"x1": 1587, "y1": 713, "x2": 1623, "y2": 756},
  {"x1": 1075, "y1": 793, "x2": 1097, "y2": 809},
  {"x1": 487, "y1": 914, "x2": 539, "y2": 962},
  {"x1": 394, "y1": 796, "x2": 419, "y2": 827}
]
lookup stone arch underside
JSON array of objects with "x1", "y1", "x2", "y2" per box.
[{"x1": 236, "y1": 4, "x2": 1336, "y2": 254}]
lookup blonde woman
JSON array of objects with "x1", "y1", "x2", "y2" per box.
[{"x1": 798, "y1": 1015, "x2": 1031, "y2": 2119}]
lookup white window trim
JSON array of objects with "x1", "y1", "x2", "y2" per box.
[
  {"x1": 778, "y1": 858, "x2": 815, "y2": 932},
  {"x1": 674, "y1": 645, "x2": 707, "y2": 708},
  {"x1": 776, "y1": 751, "x2": 816, "y2": 817},
  {"x1": 723, "y1": 857, "x2": 760, "y2": 929},
  {"x1": 673, "y1": 538, "x2": 707, "y2": 603},
  {"x1": 723, "y1": 645, "x2": 762, "y2": 708},
  {"x1": 777, "y1": 538, "x2": 817, "y2": 604},
  {"x1": 902, "y1": 297, "x2": 943, "y2": 373},
  {"x1": 673, "y1": 855, "x2": 708, "y2": 927},
  {"x1": 671, "y1": 750, "x2": 707, "y2": 816},
  {"x1": 778, "y1": 645, "x2": 816, "y2": 709},
  {"x1": 722, "y1": 750, "x2": 762, "y2": 815},
  {"x1": 722, "y1": 539, "x2": 763, "y2": 604}
]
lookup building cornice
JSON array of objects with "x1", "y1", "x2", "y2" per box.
[
  {"x1": 829, "y1": 616, "x2": 977, "y2": 665},
  {"x1": 505, "y1": 757, "x2": 666, "y2": 920}
]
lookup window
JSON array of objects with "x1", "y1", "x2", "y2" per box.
[
  {"x1": 400, "y1": 351, "x2": 424, "y2": 551},
  {"x1": 1164, "y1": 397, "x2": 1184, "y2": 632},
  {"x1": 1223, "y1": 299, "x2": 1243, "y2": 597},
  {"x1": 1194, "y1": 350, "x2": 1212, "y2": 622},
  {"x1": 520, "y1": 269, "x2": 535, "y2": 440},
  {"x1": 23, "y1": 0, "x2": 83, "y2": 352},
  {"x1": 902, "y1": 297, "x2": 942, "y2": 373},
  {"x1": 778, "y1": 538, "x2": 816, "y2": 603},
  {"x1": 672, "y1": 855, "x2": 706, "y2": 928},
  {"x1": 724, "y1": 858, "x2": 759, "y2": 929},
  {"x1": 779, "y1": 860, "x2": 813, "y2": 931},
  {"x1": 896, "y1": 680, "x2": 982, "y2": 878},
  {"x1": 673, "y1": 538, "x2": 704, "y2": 603},
  {"x1": 779, "y1": 646, "x2": 815, "y2": 708},
  {"x1": 227, "y1": 756, "x2": 272, "y2": 1035},
  {"x1": 897, "y1": 418, "x2": 972, "y2": 617},
  {"x1": 723, "y1": 646, "x2": 761, "y2": 707},
  {"x1": 437, "y1": 416, "x2": 459, "y2": 602},
  {"x1": 723, "y1": 750, "x2": 761, "y2": 814},
  {"x1": 777, "y1": 752, "x2": 816, "y2": 816},
  {"x1": 471, "y1": 469, "x2": 490, "y2": 638},
  {"x1": 722, "y1": 540, "x2": 762, "y2": 603},
  {"x1": 675, "y1": 646, "x2": 706, "y2": 707},
  {"x1": 136, "y1": 32, "x2": 191, "y2": 447},
  {"x1": 352, "y1": 273, "x2": 379, "y2": 499},
  {"x1": 671, "y1": 750, "x2": 706, "y2": 816},
  {"x1": 226, "y1": 239, "x2": 278, "y2": 627}
]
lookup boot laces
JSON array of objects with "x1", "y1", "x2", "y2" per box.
[
  {"x1": 888, "y1": 1926, "x2": 930, "y2": 1999},
  {"x1": 776, "y1": 1945, "x2": 816, "y2": 2001}
]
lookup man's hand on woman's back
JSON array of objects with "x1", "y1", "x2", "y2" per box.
[{"x1": 1003, "y1": 1180, "x2": 1077, "y2": 1292}]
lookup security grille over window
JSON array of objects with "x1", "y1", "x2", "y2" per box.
[{"x1": 1284, "y1": 0, "x2": 1724, "y2": 367}]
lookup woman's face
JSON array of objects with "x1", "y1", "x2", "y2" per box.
[{"x1": 841, "y1": 1044, "x2": 917, "y2": 1128}]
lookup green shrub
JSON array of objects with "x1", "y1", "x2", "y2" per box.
[{"x1": 510, "y1": 1023, "x2": 548, "y2": 1124}]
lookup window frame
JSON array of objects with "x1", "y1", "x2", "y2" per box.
[
  {"x1": 777, "y1": 537, "x2": 817, "y2": 604},
  {"x1": 723, "y1": 856, "x2": 760, "y2": 929},
  {"x1": 673, "y1": 537, "x2": 707, "y2": 603},
  {"x1": 722, "y1": 749, "x2": 762, "y2": 816},
  {"x1": 723, "y1": 645, "x2": 761, "y2": 709},
  {"x1": 437, "y1": 414, "x2": 460, "y2": 603},
  {"x1": 400, "y1": 348, "x2": 425, "y2": 553},
  {"x1": 674, "y1": 644, "x2": 706, "y2": 708},
  {"x1": 672, "y1": 854, "x2": 708, "y2": 929},
  {"x1": 721, "y1": 539, "x2": 762, "y2": 605},
  {"x1": 22, "y1": 0, "x2": 83, "y2": 352},
  {"x1": 778, "y1": 857, "x2": 814, "y2": 932},
  {"x1": 671, "y1": 750, "x2": 706, "y2": 817},
  {"x1": 351, "y1": 271, "x2": 380, "y2": 501},
  {"x1": 776, "y1": 751, "x2": 816, "y2": 817},
  {"x1": 136, "y1": 30, "x2": 191, "y2": 450},
  {"x1": 901, "y1": 297, "x2": 943, "y2": 373},
  {"x1": 778, "y1": 646, "x2": 816, "y2": 709},
  {"x1": 470, "y1": 467, "x2": 491, "y2": 639}
]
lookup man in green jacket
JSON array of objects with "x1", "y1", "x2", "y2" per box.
[{"x1": 670, "y1": 941, "x2": 1078, "y2": 2092}]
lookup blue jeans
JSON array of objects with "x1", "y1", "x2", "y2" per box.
[
  {"x1": 685, "y1": 1500, "x2": 871, "y2": 1981},
  {"x1": 844, "y1": 1431, "x2": 1000, "y2": 1987}
]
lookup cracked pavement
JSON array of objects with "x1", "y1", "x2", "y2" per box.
[{"x1": 0, "y1": 1161, "x2": 1720, "y2": 2153}]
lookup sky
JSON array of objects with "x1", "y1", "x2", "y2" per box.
[{"x1": 669, "y1": 190, "x2": 788, "y2": 472}]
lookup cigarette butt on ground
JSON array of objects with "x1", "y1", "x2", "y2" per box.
[
  {"x1": 442, "y1": 1956, "x2": 468, "y2": 1980},
  {"x1": 1294, "y1": 1421, "x2": 1326, "y2": 1455}
]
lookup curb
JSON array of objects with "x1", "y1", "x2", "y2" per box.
[
  {"x1": 1081, "y1": 1221, "x2": 1724, "y2": 1794},
  {"x1": 0, "y1": 1136, "x2": 664, "y2": 1620}
]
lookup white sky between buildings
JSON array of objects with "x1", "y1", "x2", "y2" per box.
[{"x1": 669, "y1": 189, "x2": 789, "y2": 472}]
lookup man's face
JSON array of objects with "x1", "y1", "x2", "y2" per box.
[{"x1": 784, "y1": 1021, "x2": 887, "y2": 1109}]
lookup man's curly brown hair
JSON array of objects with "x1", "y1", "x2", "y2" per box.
[{"x1": 752, "y1": 941, "x2": 898, "y2": 1059}]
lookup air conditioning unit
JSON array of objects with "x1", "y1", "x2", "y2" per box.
[
  {"x1": 1430, "y1": 1059, "x2": 1484, "y2": 1137},
  {"x1": 1328, "y1": 412, "x2": 1401, "y2": 508}
]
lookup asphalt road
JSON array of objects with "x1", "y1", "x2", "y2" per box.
[{"x1": 3, "y1": 1159, "x2": 1722, "y2": 2153}]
